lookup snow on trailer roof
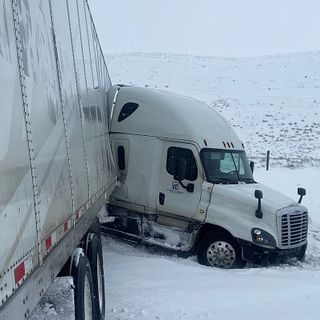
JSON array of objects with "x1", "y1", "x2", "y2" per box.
[{"x1": 108, "y1": 85, "x2": 244, "y2": 150}]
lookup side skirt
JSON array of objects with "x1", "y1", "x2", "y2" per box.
[{"x1": 102, "y1": 205, "x2": 201, "y2": 252}]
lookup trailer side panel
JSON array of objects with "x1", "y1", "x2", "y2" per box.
[{"x1": 0, "y1": 0, "x2": 116, "y2": 318}]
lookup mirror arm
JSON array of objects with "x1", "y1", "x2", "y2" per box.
[
  {"x1": 254, "y1": 190, "x2": 263, "y2": 219},
  {"x1": 178, "y1": 180, "x2": 194, "y2": 193},
  {"x1": 255, "y1": 199, "x2": 263, "y2": 218},
  {"x1": 250, "y1": 161, "x2": 254, "y2": 174},
  {"x1": 297, "y1": 187, "x2": 306, "y2": 204},
  {"x1": 179, "y1": 180, "x2": 188, "y2": 189}
]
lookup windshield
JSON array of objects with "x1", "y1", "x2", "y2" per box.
[{"x1": 200, "y1": 149, "x2": 255, "y2": 184}]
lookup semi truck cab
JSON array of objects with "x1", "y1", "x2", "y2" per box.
[{"x1": 104, "y1": 85, "x2": 308, "y2": 268}]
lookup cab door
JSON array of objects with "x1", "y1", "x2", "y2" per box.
[{"x1": 157, "y1": 142, "x2": 203, "y2": 219}]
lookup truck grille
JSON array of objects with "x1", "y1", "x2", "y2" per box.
[{"x1": 277, "y1": 207, "x2": 308, "y2": 249}]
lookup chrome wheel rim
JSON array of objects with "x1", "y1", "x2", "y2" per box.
[
  {"x1": 84, "y1": 274, "x2": 93, "y2": 320},
  {"x1": 206, "y1": 241, "x2": 236, "y2": 268}
]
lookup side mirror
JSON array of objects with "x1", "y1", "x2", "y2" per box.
[
  {"x1": 186, "y1": 183, "x2": 194, "y2": 193},
  {"x1": 254, "y1": 190, "x2": 263, "y2": 218},
  {"x1": 250, "y1": 161, "x2": 255, "y2": 174},
  {"x1": 254, "y1": 190, "x2": 263, "y2": 200},
  {"x1": 174, "y1": 158, "x2": 187, "y2": 181},
  {"x1": 297, "y1": 187, "x2": 306, "y2": 204}
]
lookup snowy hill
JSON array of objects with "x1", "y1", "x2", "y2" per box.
[{"x1": 106, "y1": 52, "x2": 320, "y2": 167}]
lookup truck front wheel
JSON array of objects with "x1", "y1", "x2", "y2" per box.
[{"x1": 197, "y1": 233, "x2": 246, "y2": 269}]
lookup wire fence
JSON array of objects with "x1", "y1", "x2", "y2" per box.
[{"x1": 248, "y1": 153, "x2": 320, "y2": 169}]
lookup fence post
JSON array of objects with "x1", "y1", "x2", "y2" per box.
[{"x1": 266, "y1": 150, "x2": 270, "y2": 171}]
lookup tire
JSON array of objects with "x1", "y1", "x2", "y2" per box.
[
  {"x1": 197, "y1": 233, "x2": 246, "y2": 269},
  {"x1": 72, "y1": 253, "x2": 96, "y2": 320},
  {"x1": 297, "y1": 243, "x2": 307, "y2": 262},
  {"x1": 87, "y1": 233, "x2": 106, "y2": 320},
  {"x1": 88, "y1": 217, "x2": 101, "y2": 236}
]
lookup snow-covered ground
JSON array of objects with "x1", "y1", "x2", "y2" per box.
[{"x1": 30, "y1": 52, "x2": 320, "y2": 319}]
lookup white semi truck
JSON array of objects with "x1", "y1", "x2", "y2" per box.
[
  {"x1": 104, "y1": 84, "x2": 308, "y2": 269},
  {"x1": 0, "y1": 0, "x2": 116, "y2": 319}
]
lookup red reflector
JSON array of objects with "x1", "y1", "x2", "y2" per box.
[
  {"x1": 14, "y1": 262, "x2": 25, "y2": 284},
  {"x1": 45, "y1": 236, "x2": 52, "y2": 250},
  {"x1": 76, "y1": 211, "x2": 80, "y2": 220},
  {"x1": 64, "y1": 221, "x2": 68, "y2": 232}
]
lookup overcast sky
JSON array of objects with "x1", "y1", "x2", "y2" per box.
[{"x1": 89, "y1": 0, "x2": 320, "y2": 57}]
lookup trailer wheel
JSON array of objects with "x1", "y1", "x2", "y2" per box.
[
  {"x1": 87, "y1": 233, "x2": 105, "y2": 320},
  {"x1": 72, "y1": 253, "x2": 96, "y2": 320},
  {"x1": 197, "y1": 233, "x2": 246, "y2": 269}
]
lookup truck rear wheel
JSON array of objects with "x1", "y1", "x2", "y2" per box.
[
  {"x1": 87, "y1": 233, "x2": 106, "y2": 320},
  {"x1": 197, "y1": 233, "x2": 246, "y2": 269},
  {"x1": 72, "y1": 253, "x2": 96, "y2": 320}
]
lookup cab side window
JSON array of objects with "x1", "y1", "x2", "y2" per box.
[
  {"x1": 117, "y1": 146, "x2": 126, "y2": 171},
  {"x1": 166, "y1": 147, "x2": 198, "y2": 181}
]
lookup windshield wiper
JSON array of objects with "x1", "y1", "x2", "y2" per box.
[{"x1": 239, "y1": 177, "x2": 256, "y2": 184}]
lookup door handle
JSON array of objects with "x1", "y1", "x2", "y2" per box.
[{"x1": 159, "y1": 192, "x2": 165, "y2": 205}]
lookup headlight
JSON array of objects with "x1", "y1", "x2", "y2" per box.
[{"x1": 251, "y1": 228, "x2": 276, "y2": 247}]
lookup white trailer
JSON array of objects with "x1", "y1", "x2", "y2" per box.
[
  {"x1": 0, "y1": 0, "x2": 116, "y2": 319},
  {"x1": 104, "y1": 84, "x2": 308, "y2": 269}
]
